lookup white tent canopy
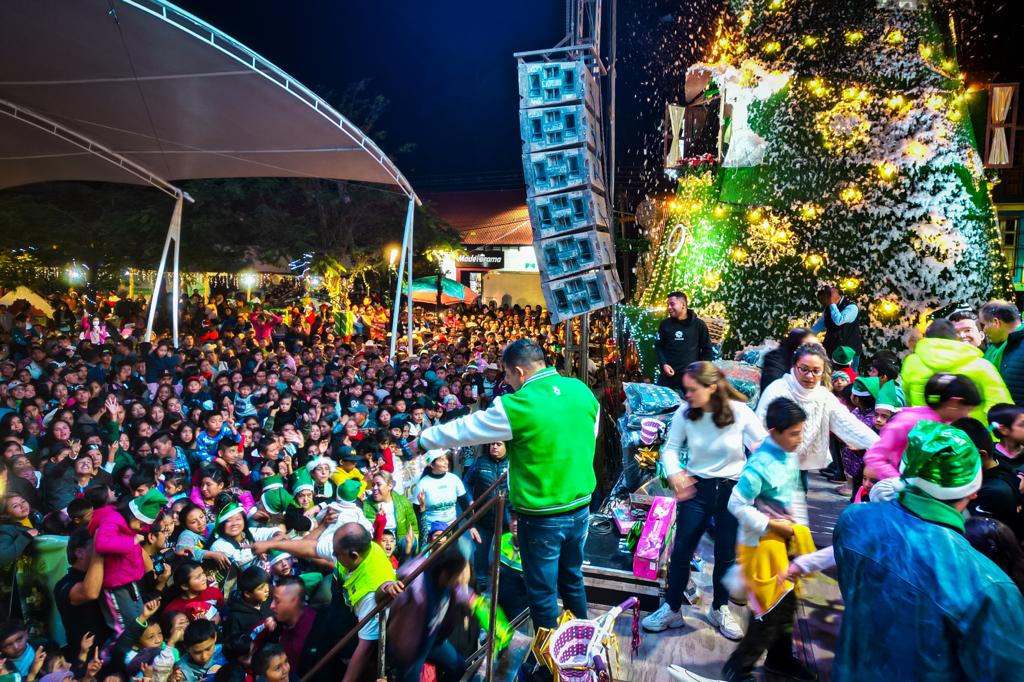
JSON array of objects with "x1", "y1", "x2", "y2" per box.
[
  {"x1": 0, "y1": 0, "x2": 417, "y2": 354},
  {"x1": 0, "y1": 0, "x2": 414, "y2": 197}
]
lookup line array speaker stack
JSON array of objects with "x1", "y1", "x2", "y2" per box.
[{"x1": 517, "y1": 59, "x2": 622, "y2": 324}]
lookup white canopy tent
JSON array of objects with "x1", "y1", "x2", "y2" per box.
[{"x1": 0, "y1": 0, "x2": 416, "y2": 356}]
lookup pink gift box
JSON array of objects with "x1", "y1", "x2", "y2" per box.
[{"x1": 632, "y1": 495, "x2": 676, "y2": 580}]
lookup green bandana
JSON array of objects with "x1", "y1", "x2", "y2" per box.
[{"x1": 899, "y1": 485, "x2": 966, "y2": 534}]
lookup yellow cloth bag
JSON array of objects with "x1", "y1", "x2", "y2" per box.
[{"x1": 737, "y1": 524, "x2": 816, "y2": 616}]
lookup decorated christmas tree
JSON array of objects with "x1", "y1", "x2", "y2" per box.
[{"x1": 622, "y1": 0, "x2": 1012, "y2": 374}]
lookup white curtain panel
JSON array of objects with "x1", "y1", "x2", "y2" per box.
[{"x1": 988, "y1": 85, "x2": 1014, "y2": 166}]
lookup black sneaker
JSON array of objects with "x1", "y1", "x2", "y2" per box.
[
  {"x1": 721, "y1": 662, "x2": 755, "y2": 682},
  {"x1": 764, "y1": 656, "x2": 817, "y2": 682}
]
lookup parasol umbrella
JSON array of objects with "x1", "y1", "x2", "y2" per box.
[
  {"x1": 403, "y1": 277, "x2": 479, "y2": 305},
  {"x1": 0, "y1": 286, "x2": 55, "y2": 317}
]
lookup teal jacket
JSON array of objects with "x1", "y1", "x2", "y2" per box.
[{"x1": 833, "y1": 500, "x2": 1024, "y2": 681}]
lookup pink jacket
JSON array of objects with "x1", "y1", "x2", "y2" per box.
[
  {"x1": 862, "y1": 406, "x2": 943, "y2": 481},
  {"x1": 250, "y1": 313, "x2": 281, "y2": 343},
  {"x1": 88, "y1": 505, "x2": 144, "y2": 589}
]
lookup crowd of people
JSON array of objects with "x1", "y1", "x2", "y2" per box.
[
  {"x1": 649, "y1": 289, "x2": 1024, "y2": 682},
  {"x1": 3, "y1": 278, "x2": 1024, "y2": 682},
  {"x1": 0, "y1": 286, "x2": 609, "y2": 682}
]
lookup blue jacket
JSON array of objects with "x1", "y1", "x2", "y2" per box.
[{"x1": 833, "y1": 500, "x2": 1024, "y2": 681}]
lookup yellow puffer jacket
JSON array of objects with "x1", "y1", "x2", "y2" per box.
[{"x1": 900, "y1": 337, "x2": 1012, "y2": 422}]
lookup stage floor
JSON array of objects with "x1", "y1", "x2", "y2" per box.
[{"x1": 596, "y1": 475, "x2": 846, "y2": 681}]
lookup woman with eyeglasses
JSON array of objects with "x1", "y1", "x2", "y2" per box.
[
  {"x1": 756, "y1": 344, "x2": 879, "y2": 491},
  {"x1": 642, "y1": 362, "x2": 767, "y2": 641}
]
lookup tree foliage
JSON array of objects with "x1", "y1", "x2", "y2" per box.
[{"x1": 0, "y1": 80, "x2": 455, "y2": 289}]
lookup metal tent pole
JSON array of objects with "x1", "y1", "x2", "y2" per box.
[
  {"x1": 407, "y1": 208, "x2": 415, "y2": 357},
  {"x1": 171, "y1": 196, "x2": 182, "y2": 347},
  {"x1": 389, "y1": 198, "x2": 413, "y2": 365}
]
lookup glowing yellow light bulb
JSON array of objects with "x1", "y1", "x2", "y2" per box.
[
  {"x1": 840, "y1": 187, "x2": 863, "y2": 205},
  {"x1": 879, "y1": 301, "x2": 899, "y2": 316},
  {"x1": 949, "y1": 109, "x2": 963, "y2": 122},
  {"x1": 887, "y1": 94, "x2": 905, "y2": 109},
  {"x1": 905, "y1": 140, "x2": 929, "y2": 160},
  {"x1": 740, "y1": 9, "x2": 752, "y2": 25},
  {"x1": 747, "y1": 208, "x2": 763, "y2": 222},
  {"x1": 718, "y1": 37, "x2": 730, "y2": 49},
  {"x1": 713, "y1": 205, "x2": 727, "y2": 218},
  {"x1": 802, "y1": 35, "x2": 820, "y2": 48},
  {"x1": 920, "y1": 45, "x2": 934, "y2": 59},
  {"x1": 925, "y1": 94, "x2": 945, "y2": 110},
  {"x1": 885, "y1": 29, "x2": 905, "y2": 45},
  {"x1": 800, "y1": 204, "x2": 821, "y2": 220},
  {"x1": 763, "y1": 41, "x2": 781, "y2": 54},
  {"x1": 769, "y1": 0, "x2": 784, "y2": 9},
  {"x1": 878, "y1": 163, "x2": 899, "y2": 181},
  {"x1": 806, "y1": 254, "x2": 823, "y2": 268},
  {"x1": 731, "y1": 247, "x2": 749, "y2": 262},
  {"x1": 844, "y1": 30, "x2": 864, "y2": 46},
  {"x1": 941, "y1": 59, "x2": 954, "y2": 70},
  {"x1": 773, "y1": 229, "x2": 790, "y2": 243},
  {"x1": 841, "y1": 277, "x2": 860, "y2": 291}
]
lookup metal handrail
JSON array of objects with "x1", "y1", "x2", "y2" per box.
[{"x1": 299, "y1": 473, "x2": 509, "y2": 682}]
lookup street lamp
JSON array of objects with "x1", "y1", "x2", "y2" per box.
[
  {"x1": 240, "y1": 272, "x2": 258, "y2": 302},
  {"x1": 389, "y1": 247, "x2": 399, "y2": 269}
]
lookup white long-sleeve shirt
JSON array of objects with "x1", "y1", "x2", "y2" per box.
[
  {"x1": 660, "y1": 400, "x2": 766, "y2": 480},
  {"x1": 756, "y1": 371, "x2": 878, "y2": 470}
]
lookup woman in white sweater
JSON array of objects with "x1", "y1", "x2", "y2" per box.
[
  {"x1": 756, "y1": 344, "x2": 878, "y2": 489},
  {"x1": 642, "y1": 362, "x2": 767, "y2": 641}
]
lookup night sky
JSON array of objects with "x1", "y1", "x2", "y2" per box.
[{"x1": 174, "y1": 0, "x2": 1024, "y2": 200}]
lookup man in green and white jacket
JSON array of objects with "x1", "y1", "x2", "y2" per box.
[{"x1": 413, "y1": 338, "x2": 600, "y2": 629}]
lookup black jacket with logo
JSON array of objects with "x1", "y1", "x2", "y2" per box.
[{"x1": 654, "y1": 312, "x2": 713, "y2": 375}]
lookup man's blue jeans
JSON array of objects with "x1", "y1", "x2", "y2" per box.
[{"x1": 517, "y1": 506, "x2": 589, "y2": 629}]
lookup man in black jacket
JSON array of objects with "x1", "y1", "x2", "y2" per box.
[{"x1": 653, "y1": 292, "x2": 713, "y2": 389}]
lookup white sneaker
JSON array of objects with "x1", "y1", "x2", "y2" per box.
[
  {"x1": 708, "y1": 605, "x2": 743, "y2": 640},
  {"x1": 641, "y1": 602, "x2": 686, "y2": 632}
]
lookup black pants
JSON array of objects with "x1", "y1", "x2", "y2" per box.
[
  {"x1": 665, "y1": 477, "x2": 738, "y2": 611},
  {"x1": 722, "y1": 591, "x2": 797, "y2": 679}
]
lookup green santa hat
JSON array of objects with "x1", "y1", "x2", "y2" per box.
[
  {"x1": 851, "y1": 376, "x2": 880, "y2": 399},
  {"x1": 261, "y1": 476, "x2": 297, "y2": 514},
  {"x1": 268, "y1": 549, "x2": 292, "y2": 566},
  {"x1": 337, "y1": 478, "x2": 362, "y2": 504},
  {"x1": 876, "y1": 381, "x2": 905, "y2": 414},
  {"x1": 129, "y1": 489, "x2": 168, "y2": 525},
  {"x1": 293, "y1": 467, "x2": 314, "y2": 495},
  {"x1": 216, "y1": 500, "x2": 246, "y2": 526},
  {"x1": 899, "y1": 421, "x2": 982, "y2": 500},
  {"x1": 831, "y1": 346, "x2": 855, "y2": 367}
]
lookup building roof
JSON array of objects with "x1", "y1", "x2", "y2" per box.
[{"x1": 425, "y1": 190, "x2": 533, "y2": 247}]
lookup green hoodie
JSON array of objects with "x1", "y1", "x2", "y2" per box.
[{"x1": 900, "y1": 337, "x2": 1012, "y2": 422}]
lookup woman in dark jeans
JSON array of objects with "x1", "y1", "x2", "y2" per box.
[{"x1": 641, "y1": 362, "x2": 767, "y2": 641}]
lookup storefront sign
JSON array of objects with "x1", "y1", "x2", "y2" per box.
[{"x1": 456, "y1": 250, "x2": 505, "y2": 269}]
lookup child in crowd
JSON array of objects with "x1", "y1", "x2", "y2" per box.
[
  {"x1": 164, "y1": 560, "x2": 224, "y2": 621},
  {"x1": 863, "y1": 373, "x2": 979, "y2": 501},
  {"x1": 179, "y1": 619, "x2": 221, "y2": 681},
  {"x1": 724, "y1": 397, "x2": 817, "y2": 682},
  {"x1": 989, "y1": 403, "x2": 1024, "y2": 467},
  {"x1": 88, "y1": 489, "x2": 167, "y2": 636},
  {"x1": 224, "y1": 565, "x2": 273, "y2": 641}
]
